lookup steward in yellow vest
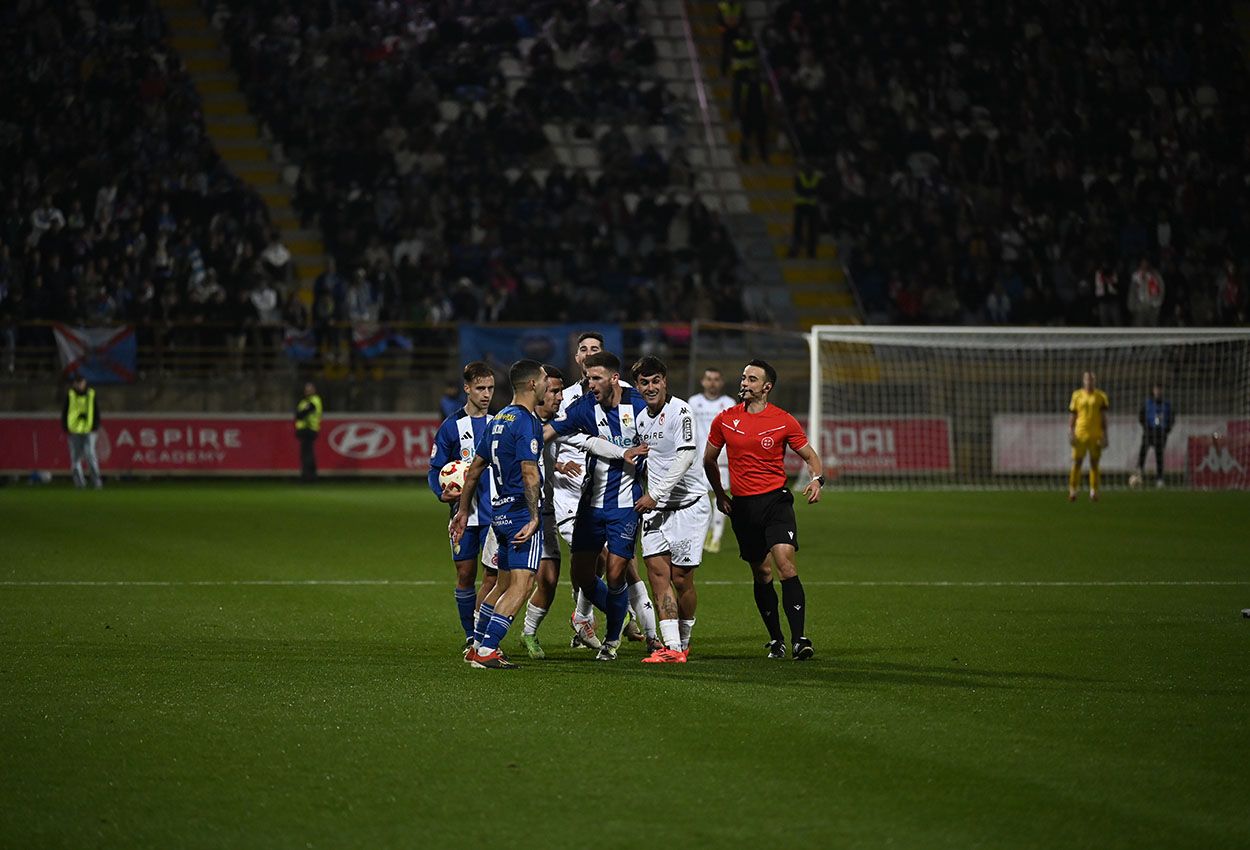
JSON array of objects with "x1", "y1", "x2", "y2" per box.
[
  {"x1": 62, "y1": 375, "x2": 103, "y2": 488},
  {"x1": 295, "y1": 382, "x2": 323, "y2": 482}
]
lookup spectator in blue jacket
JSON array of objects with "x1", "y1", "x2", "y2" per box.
[{"x1": 1137, "y1": 383, "x2": 1175, "y2": 487}]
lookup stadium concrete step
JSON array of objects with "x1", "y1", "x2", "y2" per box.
[{"x1": 158, "y1": 0, "x2": 327, "y2": 277}]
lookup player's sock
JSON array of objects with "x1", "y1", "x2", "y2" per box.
[
  {"x1": 590, "y1": 577, "x2": 611, "y2": 612},
  {"x1": 1089, "y1": 465, "x2": 1100, "y2": 493},
  {"x1": 659, "y1": 618, "x2": 682, "y2": 652},
  {"x1": 679, "y1": 618, "x2": 696, "y2": 650},
  {"x1": 781, "y1": 576, "x2": 807, "y2": 642},
  {"x1": 1068, "y1": 464, "x2": 1080, "y2": 492},
  {"x1": 752, "y1": 580, "x2": 785, "y2": 643},
  {"x1": 480, "y1": 612, "x2": 514, "y2": 652},
  {"x1": 574, "y1": 588, "x2": 594, "y2": 620},
  {"x1": 454, "y1": 588, "x2": 476, "y2": 639},
  {"x1": 710, "y1": 508, "x2": 725, "y2": 546},
  {"x1": 523, "y1": 602, "x2": 547, "y2": 636},
  {"x1": 473, "y1": 601, "x2": 496, "y2": 648},
  {"x1": 629, "y1": 581, "x2": 657, "y2": 639},
  {"x1": 605, "y1": 582, "x2": 629, "y2": 642}
]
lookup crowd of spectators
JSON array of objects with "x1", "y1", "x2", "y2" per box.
[
  {"x1": 762, "y1": 0, "x2": 1250, "y2": 326},
  {"x1": 0, "y1": 0, "x2": 297, "y2": 372},
  {"x1": 215, "y1": 0, "x2": 750, "y2": 327}
]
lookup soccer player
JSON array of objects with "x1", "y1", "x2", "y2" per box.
[
  {"x1": 1068, "y1": 371, "x2": 1110, "y2": 501},
  {"x1": 451, "y1": 360, "x2": 548, "y2": 669},
  {"x1": 518, "y1": 365, "x2": 578, "y2": 659},
  {"x1": 545, "y1": 351, "x2": 652, "y2": 661},
  {"x1": 633, "y1": 356, "x2": 711, "y2": 663},
  {"x1": 688, "y1": 367, "x2": 735, "y2": 553},
  {"x1": 1136, "y1": 382, "x2": 1174, "y2": 488},
  {"x1": 428, "y1": 361, "x2": 497, "y2": 654},
  {"x1": 704, "y1": 359, "x2": 825, "y2": 661},
  {"x1": 556, "y1": 332, "x2": 657, "y2": 650}
]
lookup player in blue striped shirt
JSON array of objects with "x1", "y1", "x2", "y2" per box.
[
  {"x1": 452, "y1": 359, "x2": 548, "y2": 669},
  {"x1": 428, "y1": 361, "x2": 496, "y2": 654},
  {"x1": 546, "y1": 351, "x2": 652, "y2": 661}
]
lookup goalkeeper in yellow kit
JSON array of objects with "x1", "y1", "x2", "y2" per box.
[{"x1": 1068, "y1": 371, "x2": 1109, "y2": 501}]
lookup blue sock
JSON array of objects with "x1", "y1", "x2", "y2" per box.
[
  {"x1": 480, "y1": 613, "x2": 514, "y2": 652},
  {"x1": 591, "y1": 577, "x2": 610, "y2": 612},
  {"x1": 605, "y1": 583, "x2": 629, "y2": 642},
  {"x1": 454, "y1": 588, "x2": 476, "y2": 639},
  {"x1": 473, "y1": 602, "x2": 495, "y2": 645}
]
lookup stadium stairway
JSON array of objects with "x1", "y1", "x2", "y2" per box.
[
  {"x1": 678, "y1": 0, "x2": 860, "y2": 329},
  {"x1": 156, "y1": 0, "x2": 325, "y2": 290}
]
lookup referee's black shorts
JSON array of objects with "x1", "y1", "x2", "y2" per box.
[{"x1": 730, "y1": 487, "x2": 798, "y2": 564}]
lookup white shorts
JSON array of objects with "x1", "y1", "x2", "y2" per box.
[
  {"x1": 552, "y1": 490, "x2": 581, "y2": 546},
  {"x1": 640, "y1": 498, "x2": 711, "y2": 567},
  {"x1": 540, "y1": 511, "x2": 560, "y2": 562},
  {"x1": 481, "y1": 528, "x2": 499, "y2": 571}
]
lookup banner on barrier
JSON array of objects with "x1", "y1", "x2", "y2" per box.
[
  {"x1": 799, "y1": 417, "x2": 952, "y2": 474},
  {"x1": 992, "y1": 413, "x2": 1246, "y2": 474},
  {"x1": 0, "y1": 415, "x2": 444, "y2": 476}
]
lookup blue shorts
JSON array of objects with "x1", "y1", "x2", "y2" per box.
[
  {"x1": 450, "y1": 524, "x2": 488, "y2": 562},
  {"x1": 492, "y1": 511, "x2": 543, "y2": 573},
  {"x1": 571, "y1": 505, "x2": 638, "y2": 559}
]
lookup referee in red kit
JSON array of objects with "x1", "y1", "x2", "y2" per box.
[{"x1": 703, "y1": 359, "x2": 826, "y2": 660}]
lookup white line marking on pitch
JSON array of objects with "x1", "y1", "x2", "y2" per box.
[{"x1": 0, "y1": 580, "x2": 1246, "y2": 588}]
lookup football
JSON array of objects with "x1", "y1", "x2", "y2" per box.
[
  {"x1": 1128, "y1": 472, "x2": 1142, "y2": 488},
  {"x1": 438, "y1": 459, "x2": 468, "y2": 492}
]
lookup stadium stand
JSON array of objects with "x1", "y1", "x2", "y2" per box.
[
  {"x1": 761, "y1": 0, "x2": 1250, "y2": 327},
  {"x1": 0, "y1": 0, "x2": 281, "y2": 359},
  {"x1": 212, "y1": 0, "x2": 752, "y2": 325}
]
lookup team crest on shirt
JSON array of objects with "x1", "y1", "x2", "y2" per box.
[
  {"x1": 430, "y1": 444, "x2": 437, "y2": 459},
  {"x1": 530, "y1": 438, "x2": 539, "y2": 454},
  {"x1": 761, "y1": 436, "x2": 775, "y2": 448},
  {"x1": 621, "y1": 410, "x2": 633, "y2": 428},
  {"x1": 460, "y1": 447, "x2": 472, "y2": 460}
]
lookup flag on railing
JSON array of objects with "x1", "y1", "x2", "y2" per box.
[
  {"x1": 52, "y1": 324, "x2": 137, "y2": 384},
  {"x1": 282, "y1": 327, "x2": 317, "y2": 362},
  {"x1": 352, "y1": 323, "x2": 413, "y2": 358}
]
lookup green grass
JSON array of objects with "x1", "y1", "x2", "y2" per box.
[{"x1": 1, "y1": 483, "x2": 1247, "y2": 849}]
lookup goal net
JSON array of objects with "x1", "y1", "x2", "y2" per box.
[{"x1": 808, "y1": 327, "x2": 1250, "y2": 490}]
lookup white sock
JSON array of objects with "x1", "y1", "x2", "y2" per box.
[
  {"x1": 575, "y1": 588, "x2": 594, "y2": 620},
  {"x1": 679, "y1": 618, "x2": 696, "y2": 650},
  {"x1": 629, "y1": 580, "x2": 657, "y2": 639},
  {"x1": 710, "y1": 505, "x2": 725, "y2": 544},
  {"x1": 659, "y1": 619, "x2": 681, "y2": 651},
  {"x1": 523, "y1": 602, "x2": 547, "y2": 636}
]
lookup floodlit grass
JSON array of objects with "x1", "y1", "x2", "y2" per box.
[{"x1": 1, "y1": 483, "x2": 1247, "y2": 849}]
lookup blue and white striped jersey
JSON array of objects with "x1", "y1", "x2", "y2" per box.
[
  {"x1": 551, "y1": 386, "x2": 648, "y2": 510},
  {"x1": 428, "y1": 407, "x2": 492, "y2": 526}
]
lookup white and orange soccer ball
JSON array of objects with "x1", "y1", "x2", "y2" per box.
[{"x1": 438, "y1": 459, "x2": 468, "y2": 492}]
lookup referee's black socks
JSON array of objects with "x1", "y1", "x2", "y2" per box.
[
  {"x1": 781, "y1": 576, "x2": 806, "y2": 642},
  {"x1": 752, "y1": 580, "x2": 785, "y2": 643}
]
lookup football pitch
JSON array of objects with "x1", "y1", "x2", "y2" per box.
[{"x1": 1, "y1": 483, "x2": 1247, "y2": 849}]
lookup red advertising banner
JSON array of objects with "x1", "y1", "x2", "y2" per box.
[
  {"x1": 791, "y1": 417, "x2": 952, "y2": 474},
  {"x1": 0, "y1": 415, "x2": 444, "y2": 476},
  {"x1": 1187, "y1": 433, "x2": 1250, "y2": 489}
]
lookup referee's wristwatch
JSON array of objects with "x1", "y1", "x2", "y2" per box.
[{"x1": 813, "y1": 474, "x2": 826, "y2": 487}]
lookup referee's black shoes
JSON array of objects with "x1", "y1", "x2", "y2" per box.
[
  {"x1": 765, "y1": 639, "x2": 787, "y2": 659},
  {"x1": 793, "y1": 637, "x2": 814, "y2": 661}
]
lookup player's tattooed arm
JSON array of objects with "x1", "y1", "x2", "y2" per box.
[{"x1": 521, "y1": 460, "x2": 541, "y2": 519}]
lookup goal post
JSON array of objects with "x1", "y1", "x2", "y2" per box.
[{"x1": 807, "y1": 326, "x2": 1250, "y2": 490}]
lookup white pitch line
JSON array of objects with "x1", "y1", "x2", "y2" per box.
[{"x1": 0, "y1": 579, "x2": 1246, "y2": 588}]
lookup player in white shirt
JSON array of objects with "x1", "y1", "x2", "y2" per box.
[
  {"x1": 688, "y1": 367, "x2": 736, "y2": 552},
  {"x1": 632, "y1": 356, "x2": 710, "y2": 663}
]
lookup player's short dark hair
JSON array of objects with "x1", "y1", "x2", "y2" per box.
[
  {"x1": 631, "y1": 355, "x2": 667, "y2": 381},
  {"x1": 583, "y1": 351, "x2": 621, "y2": 374},
  {"x1": 509, "y1": 359, "x2": 544, "y2": 391},
  {"x1": 542, "y1": 364, "x2": 565, "y2": 384},
  {"x1": 703, "y1": 366, "x2": 722, "y2": 376},
  {"x1": 463, "y1": 361, "x2": 493, "y2": 384},
  {"x1": 576, "y1": 331, "x2": 605, "y2": 347},
  {"x1": 746, "y1": 359, "x2": 777, "y2": 387}
]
